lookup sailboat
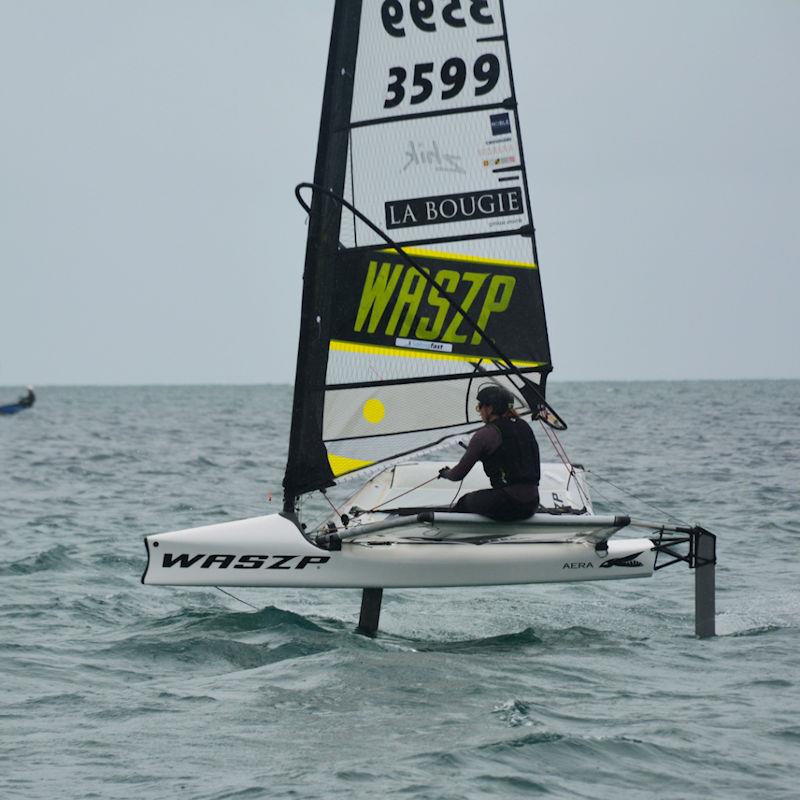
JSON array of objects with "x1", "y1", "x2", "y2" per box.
[{"x1": 142, "y1": 0, "x2": 716, "y2": 636}]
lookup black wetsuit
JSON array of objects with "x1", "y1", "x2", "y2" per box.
[{"x1": 440, "y1": 416, "x2": 540, "y2": 521}]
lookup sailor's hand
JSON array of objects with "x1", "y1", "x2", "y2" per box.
[{"x1": 438, "y1": 467, "x2": 451, "y2": 480}]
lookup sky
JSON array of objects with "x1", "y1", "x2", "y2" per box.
[{"x1": 1, "y1": 0, "x2": 798, "y2": 386}]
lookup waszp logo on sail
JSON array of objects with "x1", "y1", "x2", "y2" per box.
[
  {"x1": 353, "y1": 260, "x2": 515, "y2": 344},
  {"x1": 385, "y1": 188, "x2": 523, "y2": 230}
]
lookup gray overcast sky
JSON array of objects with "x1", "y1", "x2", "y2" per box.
[{"x1": 1, "y1": 0, "x2": 798, "y2": 385}]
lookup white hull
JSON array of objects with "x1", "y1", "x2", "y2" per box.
[{"x1": 142, "y1": 511, "x2": 655, "y2": 588}]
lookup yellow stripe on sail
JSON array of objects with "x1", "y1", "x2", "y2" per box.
[
  {"x1": 328, "y1": 452, "x2": 374, "y2": 477},
  {"x1": 379, "y1": 246, "x2": 537, "y2": 270},
  {"x1": 330, "y1": 339, "x2": 547, "y2": 368}
]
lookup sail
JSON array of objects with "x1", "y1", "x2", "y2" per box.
[{"x1": 284, "y1": 0, "x2": 552, "y2": 507}]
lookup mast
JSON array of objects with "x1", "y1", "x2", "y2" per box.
[{"x1": 283, "y1": 0, "x2": 362, "y2": 511}]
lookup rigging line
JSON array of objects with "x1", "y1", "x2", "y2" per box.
[
  {"x1": 294, "y1": 182, "x2": 564, "y2": 428},
  {"x1": 580, "y1": 475, "x2": 667, "y2": 529},
  {"x1": 586, "y1": 470, "x2": 688, "y2": 526},
  {"x1": 348, "y1": 128, "x2": 357, "y2": 247},
  {"x1": 449, "y1": 477, "x2": 466, "y2": 509},
  {"x1": 578, "y1": 479, "x2": 656, "y2": 525},
  {"x1": 342, "y1": 226, "x2": 533, "y2": 254},
  {"x1": 320, "y1": 489, "x2": 346, "y2": 523},
  {"x1": 368, "y1": 475, "x2": 440, "y2": 512},
  {"x1": 215, "y1": 586, "x2": 260, "y2": 611},
  {"x1": 539, "y1": 419, "x2": 569, "y2": 466},
  {"x1": 537, "y1": 420, "x2": 591, "y2": 510}
]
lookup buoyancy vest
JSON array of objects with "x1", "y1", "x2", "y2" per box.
[{"x1": 481, "y1": 416, "x2": 540, "y2": 489}]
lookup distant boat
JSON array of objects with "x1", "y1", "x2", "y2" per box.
[{"x1": 0, "y1": 386, "x2": 35, "y2": 415}]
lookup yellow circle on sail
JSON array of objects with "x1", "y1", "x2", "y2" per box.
[{"x1": 362, "y1": 398, "x2": 385, "y2": 424}]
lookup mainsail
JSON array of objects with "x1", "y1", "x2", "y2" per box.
[{"x1": 284, "y1": 0, "x2": 553, "y2": 508}]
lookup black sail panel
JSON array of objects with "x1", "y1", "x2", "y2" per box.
[
  {"x1": 331, "y1": 247, "x2": 549, "y2": 365},
  {"x1": 283, "y1": 0, "x2": 362, "y2": 506}
]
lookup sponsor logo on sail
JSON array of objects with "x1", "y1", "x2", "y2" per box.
[
  {"x1": 483, "y1": 155, "x2": 517, "y2": 168},
  {"x1": 385, "y1": 187, "x2": 523, "y2": 229},
  {"x1": 402, "y1": 140, "x2": 465, "y2": 174},
  {"x1": 490, "y1": 112, "x2": 511, "y2": 136},
  {"x1": 478, "y1": 142, "x2": 516, "y2": 158},
  {"x1": 396, "y1": 337, "x2": 453, "y2": 353}
]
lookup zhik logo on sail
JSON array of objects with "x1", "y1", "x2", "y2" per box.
[
  {"x1": 385, "y1": 187, "x2": 523, "y2": 229},
  {"x1": 402, "y1": 140, "x2": 465, "y2": 175}
]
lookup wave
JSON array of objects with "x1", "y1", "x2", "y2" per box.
[
  {"x1": 391, "y1": 624, "x2": 630, "y2": 654},
  {"x1": 86, "y1": 451, "x2": 139, "y2": 463},
  {"x1": 0, "y1": 544, "x2": 78, "y2": 576},
  {"x1": 726, "y1": 623, "x2": 783, "y2": 638},
  {"x1": 100, "y1": 633, "x2": 329, "y2": 672},
  {"x1": 199, "y1": 788, "x2": 274, "y2": 800},
  {"x1": 145, "y1": 604, "x2": 329, "y2": 636},
  {"x1": 400, "y1": 626, "x2": 543, "y2": 654},
  {"x1": 771, "y1": 727, "x2": 800, "y2": 743},
  {"x1": 187, "y1": 455, "x2": 222, "y2": 467},
  {"x1": 407, "y1": 728, "x2": 684, "y2": 784},
  {"x1": 6, "y1": 692, "x2": 86, "y2": 711}
]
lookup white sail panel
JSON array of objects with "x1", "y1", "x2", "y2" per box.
[
  {"x1": 323, "y1": 370, "x2": 536, "y2": 478},
  {"x1": 346, "y1": 109, "x2": 526, "y2": 247}
]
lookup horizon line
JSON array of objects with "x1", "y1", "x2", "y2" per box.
[{"x1": 2, "y1": 376, "x2": 797, "y2": 389}]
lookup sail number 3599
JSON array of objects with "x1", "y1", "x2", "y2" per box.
[
  {"x1": 385, "y1": 55, "x2": 500, "y2": 108},
  {"x1": 381, "y1": 1, "x2": 500, "y2": 108},
  {"x1": 381, "y1": 0, "x2": 494, "y2": 36}
]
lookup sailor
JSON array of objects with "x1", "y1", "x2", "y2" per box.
[
  {"x1": 19, "y1": 386, "x2": 35, "y2": 408},
  {"x1": 438, "y1": 384, "x2": 540, "y2": 521}
]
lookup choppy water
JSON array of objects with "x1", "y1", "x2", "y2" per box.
[{"x1": 1, "y1": 381, "x2": 798, "y2": 799}]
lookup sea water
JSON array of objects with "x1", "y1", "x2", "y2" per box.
[{"x1": 1, "y1": 381, "x2": 798, "y2": 799}]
